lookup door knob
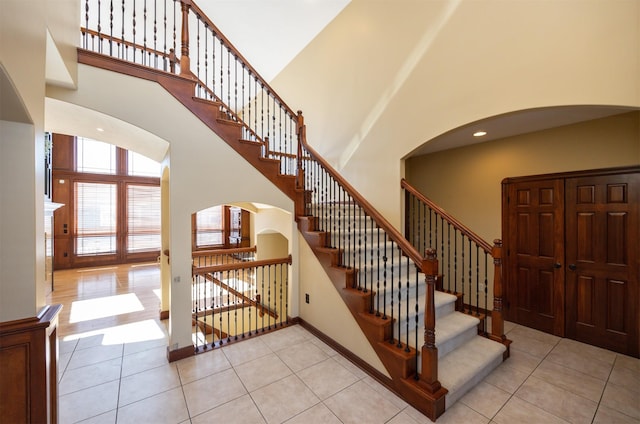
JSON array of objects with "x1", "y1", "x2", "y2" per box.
[
  {"x1": 553, "y1": 262, "x2": 562, "y2": 269},
  {"x1": 568, "y1": 264, "x2": 577, "y2": 271}
]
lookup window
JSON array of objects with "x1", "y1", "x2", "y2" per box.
[
  {"x1": 192, "y1": 206, "x2": 250, "y2": 250},
  {"x1": 77, "y1": 137, "x2": 116, "y2": 174},
  {"x1": 75, "y1": 182, "x2": 117, "y2": 255},
  {"x1": 127, "y1": 184, "x2": 161, "y2": 252},
  {"x1": 128, "y1": 150, "x2": 161, "y2": 177},
  {"x1": 51, "y1": 134, "x2": 162, "y2": 269},
  {"x1": 195, "y1": 206, "x2": 223, "y2": 248}
]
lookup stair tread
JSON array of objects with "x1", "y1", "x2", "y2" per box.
[
  {"x1": 438, "y1": 336, "x2": 507, "y2": 406},
  {"x1": 435, "y1": 312, "x2": 479, "y2": 342}
]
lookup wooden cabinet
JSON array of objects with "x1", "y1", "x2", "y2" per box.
[
  {"x1": 503, "y1": 167, "x2": 639, "y2": 357},
  {"x1": 0, "y1": 305, "x2": 62, "y2": 423}
]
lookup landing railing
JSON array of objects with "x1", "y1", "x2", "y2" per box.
[
  {"x1": 80, "y1": 0, "x2": 298, "y2": 176},
  {"x1": 192, "y1": 245, "x2": 257, "y2": 267},
  {"x1": 297, "y1": 116, "x2": 442, "y2": 392},
  {"x1": 402, "y1": 179, "x2": 506, "y2": 344},
  {"x1": 191, "y1": 255, "x2": 291, "y2": 352}
]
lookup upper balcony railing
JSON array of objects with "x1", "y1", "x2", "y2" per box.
[{"x1": 81, "y1": 0, "x2": 298, "y2": 175}]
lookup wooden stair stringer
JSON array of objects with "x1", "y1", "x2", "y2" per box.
[
  {"x1": 298, "y1": 221, "x2": 447, "y2": 421},
  {"x1": 76, "y1": 50, "x2": 297, "y2": 201},
  {"x1": 157, "y1": 79, "x2": 298, "y2": 200}
]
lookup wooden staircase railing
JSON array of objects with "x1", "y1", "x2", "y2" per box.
[
  {"x1": 296, "y1": 115, "x2": 447, "y2": 419},
  {"x1": 401, "y1": 179, "x2": 510, "y2": 351},
  {"x1": 192, "y1": 255, "x2": 292, "y2": 352},
  {"x1": 78, "y1": 1, "x2": 508, "y2": 419}
]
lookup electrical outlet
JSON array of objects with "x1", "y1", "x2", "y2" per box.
[{"x1": 305, "y1": 293, "x2": 310, "y2": 304}]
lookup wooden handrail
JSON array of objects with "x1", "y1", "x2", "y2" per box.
[
  {"x1": 192, "y1": 246, "x2": 257, "y2": 258},
  {"x1": 187, "y1": 0, "x2": 298, "y2": 119},
  {"x1": 401, "y1": 178, "x2": 493, "y2": 253},
  {"x1": 298, "y1": 125, "x2": 424, "y2": 266},
  {"x1": 193, "y1": 255, "x2": 292, "y2": 275},
  {"x1": 80, "y1": 28, "x2": 174, "y2": 60}
]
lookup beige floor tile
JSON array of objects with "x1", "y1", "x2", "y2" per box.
[
  {"x1": 260, "y1": 325, "x2": 310, "y2": 351},
  {"x1": 222, "y1": 337, "x2": 273, "y2": 366},
  {"x1": 492, "y1": 397, "x2": 570, "y2": 424},
  {"x1": 362, "y1": 375, "x2": 408, "y2": 410},
  {"x1": 600, "y1": 381, "x2": 640, "y2": 420},
  {"x1": 59, "y1": 357, "x2": 122, "y2": 396},
  {"x1": 182, "y1": 368, "x2": 248, "y2": 417},
  {"x1": 115, "y1": 387, "x2": 189, "y2": 424},
  {"x1": 331, "y1": 354, "x2": 368, "y2": 379},
  {"x1": 609, "y1": 361, "x2": 640, "y2": 394},
  {"x1": 460, "y1": 381, "x2": 511, "y2": 419},
  {"x1": 508, "y1": 330, "x2": 557, "y2": 358},
  {"x1": 615, "y1": 354, "x2": 640, "y2": 373},
  {"x1": 66, "y1": 343, "x2": 123, "y2": 370},
  {"x1": 58, "y1": 351, "x2": 73, "y2": 382},
  {"x1": 76, "y1": 409, "x2": 117, "y2": 423},
  {"x1": 324, "y1": 380, "x2": 401, "y2": 424},
  {"x1": 508, "y1": 325, "x2": 561, "y2": 346},
  {"x1": 504, "y1": 348, "x2": 542, "y2": 374},
  {"x1": 175, "y1": 347, "x2": 231, "y2": 385},
  {"x1": 403, "y1": 405, "x2": 441, "y2": 424},
  {"x1": 276, "y1": 340, "x2": 330, "y2": 372},
  {"x1": 503, "y1": 321, "x2": 517, "y2": 334},
  {"x1": 593, "y1": 404, "x2": 639, "y2": 424},
  {"x1": 532, "y1": 360, "x2": 606, "y2": 402},
  {"x1": 235, "y1": 352, "x2": 292, "y2": 392},
  {"x1": 553, "y1": 338, "x2": 617, "y2": 365},
  {"x1": 120, "y1": 344, "x2": 168, "y2": 377},
  {"x1": 123, "y1": 334, "x2": 169, "y2": 356},
  {"x1": 284, "y1": 403, "x2": 342, "y2": 424},
  {"x1": 545, "y1": 347, "x2": 613, "y2": 381},
  {"x1": 309, "y1": 337, "x2": 339, "y2": 357},
  {"x1": 118, "y1": 363, "x2": 181, "y2": 407},
  {"x1": 191, "y1": 394, "x2": 266, "y2": 424},
  {"x1": 431, "y1": 402, "x2": 490, "y2": 424},
  {"x1": 483, "y1": 362, "x2": 530, "y2": 394},
  {"x1": 59, "y1": 380, "x2": 120, "y2": 424},
  {"x1": 515, "y1": 376, "x2": 597, "y2": 424},
  {"x1": 59, "y1": 337, "x2": 79, "y2": 354},
  {"x1": 297, "y1": 357, "x2": 360, "y2": 400},
  {"x1": 251, "y1": 374, "x2": 320, "y2": 424},
  {"x1": 386, "y1": 410, "x2": 425, "y2": 424}
]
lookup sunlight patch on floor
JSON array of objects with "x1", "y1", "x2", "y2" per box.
[
  {"x1": 69, "y1": 293, "x2": 144, "y2": 323},
  {"x1": 62, "y1": 319, "x2": 166, "y2": 345}
]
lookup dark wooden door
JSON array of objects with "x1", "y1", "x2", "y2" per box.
[
  {"x1": 504, "y1": 179, "x2": 565, "y2": 336},
  {"x1": 565, "y1": 173, "x2": 639, "y2": 356}
]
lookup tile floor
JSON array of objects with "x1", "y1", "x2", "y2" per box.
[{"x1": 53, "y1": 265, "x2": 640, "y2": 423}]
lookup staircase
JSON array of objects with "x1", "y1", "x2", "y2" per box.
[{"x1": 78, "y1": 0, "x2": 510, "y2": 420}]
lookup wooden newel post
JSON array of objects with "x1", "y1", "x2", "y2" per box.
[
  {"x1": 179, "y1": 0, "x2": 191, "y2": 76},
  {"x1": 420, "y1": 248, "x2": 442, "y2": 393},
  {"x1": 490, "y1": 239, "x2": 506, "y2": 344}
]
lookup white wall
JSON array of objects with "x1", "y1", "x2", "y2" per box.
[
  {"x1": 47, "y1": 64, "x2": 294, "y2": 351},
  {"x1": 0, "y1": 0, "x2": 49, "y2": 321}
]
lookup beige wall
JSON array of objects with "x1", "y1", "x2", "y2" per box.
[
  {"x1": 275, "y1": 0, "x2": 640, "y2": 228},
  {"x1": 405, "y1": 112, "x2": 640, "y2": 244},
  {"x1": 297, "y1": 232, "x2": 389, "y2": 377}
]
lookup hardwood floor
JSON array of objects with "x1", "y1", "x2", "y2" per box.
[{"x1": 47, "y1": 262, "x2": 163, "y2": 338}]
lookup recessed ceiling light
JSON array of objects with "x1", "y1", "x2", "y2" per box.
[
  {"x1": 97, "y1": 127, "x2": 104, "y2": 132},
  {"x1": 473, "y1": 131, "x2": 487, "y2": 137}
]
